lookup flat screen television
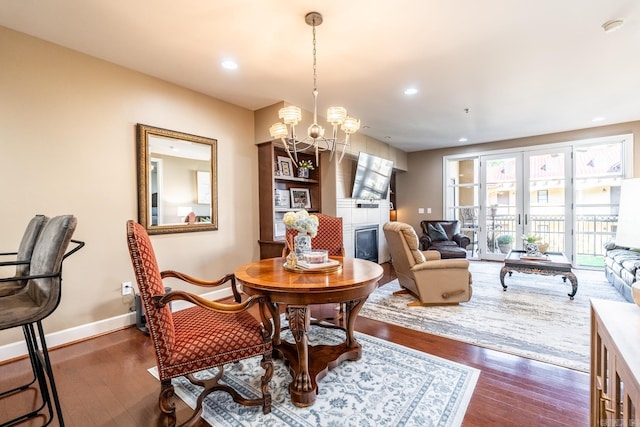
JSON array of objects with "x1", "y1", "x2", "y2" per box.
[{"x1": 351, "y1": 152, "x2": 394, "y2": 200}]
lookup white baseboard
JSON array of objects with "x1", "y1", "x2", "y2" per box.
[{"x1": 0, "y1": 287, "x2": 232, "y2": 363}]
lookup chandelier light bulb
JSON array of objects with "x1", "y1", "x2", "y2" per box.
[
  {"x1": 269, "y1": 122, "x2": 288, "y2": 139},
  {"x1": 341, "y1": 117, "x2": 361, "y2": 134},
  {"x1": 279, "y1": 106, "x2": 302, "y2": 125},
  {"x1": 327, "y1": 107, "x2": 347, "y2": 125}
]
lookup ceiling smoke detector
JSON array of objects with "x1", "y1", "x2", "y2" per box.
[{"x1": 602, "y1": 19, "x2": 624, "y2": 33}]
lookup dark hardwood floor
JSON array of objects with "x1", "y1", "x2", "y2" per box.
[{"x1": 0, "y1": 262, "x2": 589, "y2": 426}]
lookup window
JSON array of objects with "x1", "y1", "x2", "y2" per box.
[{"x1": 537, "y1": 190, "x2": 548, "y2": 204}]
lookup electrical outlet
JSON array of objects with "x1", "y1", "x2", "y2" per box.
[{"x1": 121, "y1": 281, "x2": 133, "y2": 296}]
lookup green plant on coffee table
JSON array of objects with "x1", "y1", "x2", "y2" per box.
[
  {"x1": 497, "y1": 234, "x2": 513, "y2": 245},
  {"x1": 522, "y1": 234, "x2": 540, "y2": 243}
]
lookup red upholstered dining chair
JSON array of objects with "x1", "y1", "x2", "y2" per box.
[
  {"x1": 283, "y1": 213, "x2": 345, "y2": 256},
  {"x1": 282, "y1": 213, "x2": 345, "y2": 323},
  {"x1": 126, "y1": 220, "x2": 273, "y2": 427}
]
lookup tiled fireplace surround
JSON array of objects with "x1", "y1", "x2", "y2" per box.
[{"x1": 337, "y1": 199, "x2": 390, "y2": 264}]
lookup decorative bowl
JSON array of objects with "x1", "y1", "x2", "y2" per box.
[{"x1": 302, "y1": 250, "x2": 328, "y2": 264}]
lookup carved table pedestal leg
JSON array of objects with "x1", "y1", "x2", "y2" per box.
[{"x1": 273, "y1": 298, "x2": 367, "y2": 407}]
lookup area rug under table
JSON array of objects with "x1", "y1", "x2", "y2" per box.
[
  {"x1": 360, "y1": 260, "x2": 629, "y2": 372},
  {"x1": 148, "y1": 328, "x2": 479, "y2": 427}
]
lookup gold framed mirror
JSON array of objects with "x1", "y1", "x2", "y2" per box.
[{"x1": 137, "y1": 124, "x2": 218, "y2": 234}]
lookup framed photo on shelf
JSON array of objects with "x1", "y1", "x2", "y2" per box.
[
  {"x1": 290, "y1": 188, "x2": 311, "y2": 209},
  {"x1": 277, "y1": 156, "x2": 293, "y2": 177},
  {"x1": 274, "y1": 220, "x2": 286, "y2": 238},
  {"x1": 274, "y1": 189, "x2": 290, "y2": 209}
]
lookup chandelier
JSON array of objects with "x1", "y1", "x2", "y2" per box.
[{"x1": 269, "y1": 12, "x2": 360, "y2": 166}]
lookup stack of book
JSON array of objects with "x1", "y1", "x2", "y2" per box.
[{"x1": 296, "y1": 259, "x2": 341, "y2": 270}]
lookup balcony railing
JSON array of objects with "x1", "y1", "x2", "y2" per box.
[{"x1": 482, "y1": 214, "x2": 617, "y2": 267}]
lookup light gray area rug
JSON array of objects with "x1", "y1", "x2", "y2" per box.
[
  {"x1": 360, "y1": 261, "x2": 629, "y2": 372},
  {"x1": 149, "y1": 328, "x2": 479, "y2": 427}
]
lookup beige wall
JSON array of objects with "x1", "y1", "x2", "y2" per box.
[
  {"x1": 398, "y1": 122, "x2": 640, "y2": 234},
  {"x1": 0, "y1": 27, "x2": 258, "y2": 345},
  {"x1": 0, "y1": 26, "x2": 408, "y2": 349}
]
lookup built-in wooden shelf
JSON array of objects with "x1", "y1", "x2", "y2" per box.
[
  {"x1": 275, "y1": 176, "x2": 319, "y2": 184},
  {"x1": 257, "y1": 141, "x2": 322, "y2": 259}
]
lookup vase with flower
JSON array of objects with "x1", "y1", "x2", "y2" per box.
[
  {"x1": 522, "y1": 234, "x2": 542, "y2": 256},
  {"x1": 283, "y1": 210, "x2": 319, "y2": 257},
  {"x1": 297, "y1": 159, "x2": 314, "y2": 179}
]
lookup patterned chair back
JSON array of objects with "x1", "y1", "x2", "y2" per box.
[
  {"x1": 126, "y1": 221, "x2": 175, "y2": 366},
  {"x1": 285, "y1": 213, "x2": 345, "y2": 256},
  {"x1": 126, "y1": 220, "x2": 273, "y2": 421}
]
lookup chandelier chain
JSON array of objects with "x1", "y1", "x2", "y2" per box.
[{"x1": 312, "y1": 22, "x2": 317, "y2": 92}]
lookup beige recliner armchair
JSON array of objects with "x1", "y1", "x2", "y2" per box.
[{"x1": 383, "y1": 221, "x2": 472, "y2": 306}]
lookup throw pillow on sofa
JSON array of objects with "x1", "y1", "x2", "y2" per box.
[
  {"x1": 604, "y1": 240, "x2": 629, "y2": 250},
  {"x1": 428, "y1": 223, "x2": 449, "y2": 242}
]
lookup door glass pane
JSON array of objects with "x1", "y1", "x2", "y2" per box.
[
  {"x1": 528, "y1": 153, "x2": 565, "y2": 254},
  {"x1": 446, "y1": 158, "x2": 479, "y2": 256},
  {"x1": 574, "y1": 143, "x2": 623, "y2": 268},
  {"x1": 486, "y1": 157, "x2": 517, "y2": 255}
]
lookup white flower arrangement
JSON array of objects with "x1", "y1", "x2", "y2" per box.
[{"x1": 283, "y1": 210, "x2": 318, "y2": 237}]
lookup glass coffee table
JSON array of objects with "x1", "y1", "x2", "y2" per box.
[{"x1": 500, "y1": 250, "x2": 578, "y2": 299}]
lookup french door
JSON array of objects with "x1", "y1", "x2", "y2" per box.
[
  {"x1": 479, "y1": 147, "x2": 572, "y2": 261},
  {"x1": 446, "y1": 137, "x2": 629, "y2": 267}
]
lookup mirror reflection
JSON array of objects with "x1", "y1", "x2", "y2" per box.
[{"x1": 137, "y1": 124, "x2": 218, "y2": 234}]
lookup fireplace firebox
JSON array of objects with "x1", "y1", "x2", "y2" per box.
[{"x1": 354, "y1": 225, "x2": 378, "y2": 262}]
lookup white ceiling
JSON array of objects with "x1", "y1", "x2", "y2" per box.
[{"x1": 2, "y1": 0, "x2": 639, "y2": 152}]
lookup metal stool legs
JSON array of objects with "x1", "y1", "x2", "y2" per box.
[{"x1": 0, "y1": 322, "x2": 64, "y2": 427}]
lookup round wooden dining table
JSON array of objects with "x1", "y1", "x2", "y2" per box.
[{"x1": 234, "y1": 256, "x2": 383, "y2": 407}]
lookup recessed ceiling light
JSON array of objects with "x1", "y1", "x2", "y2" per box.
[
  {"x1": 403, "y1": 87, "x2": 418, "y2": 96},
  {"x1": 458, "y1": 137, "x2": 468, "y2": 143},
  {"x1": 592, "y1": 117, "x2": 605, "y2": 122},
  {"x1": 221, "y1": 60, "x2": 238, "y2": 70},
  {"x1": 602, "y1": 19, "x2": 624, "y2": 33}
]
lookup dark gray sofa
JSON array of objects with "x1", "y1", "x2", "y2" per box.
[{"x1": 604, "y1": 241, "x2": 640, "y2": 303}]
